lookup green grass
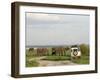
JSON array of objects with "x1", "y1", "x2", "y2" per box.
[
  {"x1": 26, "y1": 50, "x2": 39, "y2": 67},
  {"x1": 42, "y1": 56, "x2": 71, "y2": 61},
  {"x1": 72, "y1": 55, "x2": 89, "y2": 64},
  {"x1": 26, "y1": 59, "x2": 39, "y2": 67},
  {"x1": 26, "y1": 56, "x2": 39, "y2": 67}
]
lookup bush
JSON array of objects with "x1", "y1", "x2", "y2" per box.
[
  {"x1": 79, "y1": 44, "x2": 89, "y2": 56},
  {"x1": 26, "y1": 59, "x2": 39, "y2": 67},
  {"x1": 72, "y1": 55, "x2": 89, "y2": 64}
]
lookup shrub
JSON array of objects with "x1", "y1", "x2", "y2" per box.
[
  {"x1": 79, "y1": 44, "x2": 89, "y2": 56},
  {"x1": 26, "y1": 59, "x2": 39, "y2": 67}
]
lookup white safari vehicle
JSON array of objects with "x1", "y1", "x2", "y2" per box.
[{"x1": 71, "y1": 45, "x2": 81, "y2": 59}]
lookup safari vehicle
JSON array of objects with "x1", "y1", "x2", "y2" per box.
[{"x1": 71, "y1": 45, "x2": 81, "y2": 59}]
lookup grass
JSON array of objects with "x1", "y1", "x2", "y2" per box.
[
  {"x1": 42, "y1": 56, "x2": 71, "y2": 61},
  {"x1": 72, "y1": 55, "x2": 89, "y2": 64},
  {"x1": 26, "y1": 59, "x2": 39, "y2": 67},
  {"x1": 26, "y1": 50, "x2": 39, "y2": 67}
]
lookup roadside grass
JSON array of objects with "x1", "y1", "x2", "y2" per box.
[
  {"x1": 42, "y1": 56, "x2": 71, "y2": 61},
  {"x1": 26, "y1": 59, "x2": 39, "y2": 67},
  {"x1": 26, "y1": 50, "x2": 39, "y2": 67},
  {"x1": 72, "y1": 55, "x2": 89, "y2": 64}
]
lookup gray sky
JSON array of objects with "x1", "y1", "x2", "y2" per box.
[{"x1": 25, "y1": 13, "x2": 90, "y2": 46}]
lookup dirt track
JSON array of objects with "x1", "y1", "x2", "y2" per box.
[{"x1": 29, "y1": 56, "x2": 76, "y2": 67}]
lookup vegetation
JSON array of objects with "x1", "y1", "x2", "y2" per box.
[
  {"x1": 42, "y1": 56, "x2": 70, "y2": 61},
  {"x1": 72, "y1": 55, "x2": 89, "y2": 64},
  {"x1": 42, "y1": 50, "x2": 71, "y2": 61},
  {"x1": 26, "y1": 44, "x2": 90, "y2": 67},
  {"x1": 79, "y1": 44, "x2": 90, "y2": 56},
  {"x1": 26, "y1": 50, "x2": 39, "y2": 67},
  {"x1": 26, "y1": 59, "x2": 39, "y2": 67}
]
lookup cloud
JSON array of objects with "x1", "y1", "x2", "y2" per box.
[
  {"x1": 26, "y1": 13, "x2": 61, "y2": 24},
  {"x1": 26, "y1": 13, "x2": 89, "y2": 27},
  {"x1": 25, "y1": 13, "x2": 90, "y2": 46}
]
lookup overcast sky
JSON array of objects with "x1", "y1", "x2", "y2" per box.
[{"x1": 25, "y1": 13, "x2": 90, "y2": 46}]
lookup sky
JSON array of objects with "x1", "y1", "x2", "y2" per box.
[{"x1": 25, "y1": 12, "x2": 90, "y2": 46}]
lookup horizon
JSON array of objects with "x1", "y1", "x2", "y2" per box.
[{"x1": 26, "y1": 43, "x2": 89, "y2": 48}]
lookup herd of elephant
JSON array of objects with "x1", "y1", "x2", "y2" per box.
[{"x1": 28, "y1": 47, "x2": 70, "y2": 56}]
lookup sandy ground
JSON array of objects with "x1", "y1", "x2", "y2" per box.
[{"x1": 28, "y1": 56, "x2": 76, "y2": 67}]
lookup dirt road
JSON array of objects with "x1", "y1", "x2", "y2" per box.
[{"x1": 29, "y1": 56, "x2": 76, "y2": 67}]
